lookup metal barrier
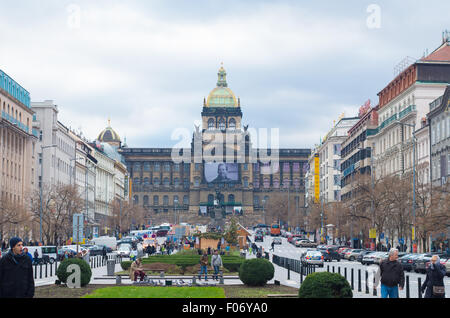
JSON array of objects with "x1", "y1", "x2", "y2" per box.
[{"x1": 272, "y1": 254, "x2": 316, "y2": 278}]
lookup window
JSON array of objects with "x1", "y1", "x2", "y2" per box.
[
  {"x1": 243, "y1": 163, "x2": 248, "y2": 171},
  {"x1": 183, "y1": 195, "x2": 189, "y2": 205},
  {"x1": 243, "y1": 177, "x2": 249, "y2": 188},
  {"x1": 208, "y1": 118, "x2": 215, "y2": 130},
  {"x1": 174, "y1": 164, "x2": 180, "y2": 172},
  {"x1": 173, "y1": 195, "x2": 179, "y2": 205},
  {"x1": 218, "y1": 118, "x2": 226, "y2": 130},
  {"x1": 208, "y1": 194, "x2": 214, "y2": 204},
  {"x1": 143, "y1": 177, "x2": 150, "y2": 186},
  {"x1": 144, "y1": 162, "x2": 151, "y2": 171},
  {"x1": 334, "y1": 175, "x2": 340, "y2": 186},
  {"x1": 163, "y1": 177, "x2": 170, "y2": 187},
  {"x1": 194, "y1": 178, "x2": 200, "y2": 187},
  {"x1": 163, "y1": 195, "x2": 169, "y2": 206},
  {"x1": 153, "y1": 177, "x2": 160, "y2": 186},
  {"x1": 229, "y1": 118, "x2": 236, "y2": 129},
  {"x1": 263, "y1": 178, "x2": 269, "y2": 189},
  {"x1": 253, "y1": 195, "x2": 260, "y2": 206},
  {"x1": 183, "y1": 178, "x2": 189, "y2": 188},
  {"x1": 195, "y1": 163, "x2": 201, "y2": 171},
  {"x1": 153, "y1": 196, "x2": 159, "y2": 205},
  {"x1": 228, "y1": 194, "x2": 235, "y2": 203},
  {"x1": 143, "y1": 195, "x2": 149, "y2": 206},
  {"x1": 164, "y1": 163, "x2": 170, "y2": 172},
  {"x1": 174, "y1": 177, "x2": 180, "y2": 187},
  {"x1": 154, "y1": 163, "x2": 160, "y2": 171},
  {"x1": 133, "y1": 195, "x2": 139, "y2": 205}
]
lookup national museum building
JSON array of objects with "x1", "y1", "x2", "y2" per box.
[{"x1": 100, "y1": 67, "x2": 311, "y2": 227}]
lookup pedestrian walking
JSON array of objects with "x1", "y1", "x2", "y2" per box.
[
  {"x1": 199, "y1": 251, "x2": 209, "y2": 281},
  {"x1": 33, "y1": 249, "x2": 39, "y2": 262},
  {"x1": 270, "y1": 240, "x2": 275, "y2": 252},
  {"x1": 102, "y1": 246, "x2": 107, "y2": 262},
  {"x1": 0, "y1": 237, "x2": 34, "y2": 298},
  {"x1": 375, "y1": 248, "x2": 404, "y2": 298},
  {"x1": 421, "y1": 255, "x2": 446, "y2": 298},
  {"x1": 211, "y1": 250, "x2": 223, "y2": 280}
]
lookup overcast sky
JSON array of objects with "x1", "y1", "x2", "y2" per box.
[{"x1": 1, "y1": 0, "x2": 449, "y2": 149}]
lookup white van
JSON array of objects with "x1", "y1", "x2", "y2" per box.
[
  {"x1": 25, "y1": 246, "x2": 58, "y2": 263},
  {"x1": 91, "y1": 236, "x2": 117, "y2": 250}
]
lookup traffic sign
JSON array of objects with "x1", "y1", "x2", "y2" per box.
[
  {"x1": 369, "y1": 228, "x2": 377, "y2": 239},
  {"x1": 72, "y1": 214, "x2": 84, "y2": 243},
  {"x1": 412, "y1": 227, "x2": 415, "y2": 241}
]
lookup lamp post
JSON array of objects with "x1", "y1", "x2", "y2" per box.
[
  {"x1": 39, "y1": 144, "x2": 56, "y2": 244},
  {"x1": 397, "y1": 121, "x2": 416, "y2": 253},
  {"x1": 262, "y1": 199, "x2": 266, "y2": 226},
  {"x1": 174, "y1": 198, "x2": 178, "y2": 225},
  {"x1": 320, "y1": 164, "x2": 337, "y2": 243}
]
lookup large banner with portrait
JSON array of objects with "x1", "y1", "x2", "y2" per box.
[{"x1": 204, "y1": 163, "x2": 239, "y2": 183}]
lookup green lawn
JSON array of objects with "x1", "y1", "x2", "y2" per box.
[{"x1": 82, "y1": 286, "x2": 226, "y2": 298}]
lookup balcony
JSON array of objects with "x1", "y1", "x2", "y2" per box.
[
  {"x1": 1, "y1": 110, "x2": 30, "y2": 134},
  {"x1": 398, "y1": 104, "x2": 416, "y2": 120},
  {"x1": 378, "y1": 113, "x2": 398, "y2": 132}
]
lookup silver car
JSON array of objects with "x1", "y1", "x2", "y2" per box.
[{"x1": 301, "y1": 251, "x2": 324, "y2": 267}]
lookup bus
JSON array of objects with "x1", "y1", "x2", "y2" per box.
[{"x1": 270, "y1": 224, "x2": 281, "y2": 237}]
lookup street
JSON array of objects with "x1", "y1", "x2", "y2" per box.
[{"x1": 249, "y1": 231, "x2": 450, "y2": 298}]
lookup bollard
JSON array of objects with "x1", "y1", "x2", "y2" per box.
[
  {"x1": 327, "y1": 265, "x2": 329, "y2": 272},
  {"x1": 220, "y1": 272, "x2": 224, "y2": 284},
  {"x1": 373, "y1": 275, "x2": 377, "y2": 296},
  {"x1": 332, "y1": 266, "x2": 335, "y2": 273},
  {"x1": 406, "y1": 276, "x2": 410, "y2": 298},
  {"x1": 50, "y1": 262, "x2": 53, "y2": 277},
  {"x1": 287, "y1": 263, "x2": 290, "y2": 280},
  {"x1": 338, "y1": 266, "x2": 341, "y2": 275},
  {"x1": 300, "y1": 266, "x2": 303, "y2": 284},
  {"x1": 358, "y1": 269, "x2": 361, "y2": 292},
  {"x1": 40, "y1": 264, "x2": 42, "y2": 279},
  {"x1": 418, "y1": 277, "x2": 422, "y2": 298},
  {"x1": 351, "y1": 268, "x2": 354, "y2": 290},
  {"x1": 116, "y1": 275, "x2": 122, "y2": 285},
  {"x1": 192, "y1": 275, "x2": 196, "y2": 284},
  {"x1": 45, "y1": 263, "x2": 48, "y2": 278},
  {"x1": 365, "y1": 271, "x2": 369, "y2": 294},
  {"x1": 344, "y1": 267, "x2": 347, "y2": 280},
  {"x1": 34, "y1": 265, "x2": 37, "y2": 279}
]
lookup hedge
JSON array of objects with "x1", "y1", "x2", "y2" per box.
[
  {"x1": 298, "y1": 272, "x2": 353, "y2": 298},
  {"x1": 56, "y1": 258, "x2": 92, "y2": 287},
  {"x1": 238, "y1": 258, "x2": 274, "y2": 286}
]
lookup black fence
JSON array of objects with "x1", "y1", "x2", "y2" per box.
[
  {"x1": 272, "y1": 254, "x2": 316, "y2": 282},
  {"x1": 325, "y1": 264, "x2": 425, "y2": 299},
  {"x1": 33, "y1": 253, "x2": 121, "y2": 281}
]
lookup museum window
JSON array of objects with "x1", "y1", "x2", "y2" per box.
[
  {"x1": 183, "y1": 178, "x2": 189, "y2": 188},
  {"x1": 229, "y1": 118, "x2": 236, "y2": 129},
  {"x1": 219, "y1": 118, "x2": 226, "y2": 130},
  {"x1": 133, "y1": 195, "x2": 139, "y2": 205},
  {"x1": 243, "y1": 177, "x2": 249, "y2": 188},
  {"x1": 154, "y1": 163, "x2": 160, "y2": 171},
  {"x1": 228, "y1": 194, "x2": 235, "y2": 203},
  {"x1": 253, "y1": 195, "x2": 259, "y2": 206},
  {"x1": 143, "y1": 195, "x2": 149, "y2": 206},
  {"x1": 263, "y1": 178, "x2": 269, "y2": 189},
  {"x1": 208, "y1": 194, "x2": 214, "y2": 204},
  {"x1": 144, "y1": 162, "x2": 150, "y2": 171},
  {"x1": 183, "y1": 195, "x2": 189, "y2": 205},
  {"x1": 208, "y1": 118, "x2": 215, "y2": 130},
  {"x1": 153, "y1": 177, "x2": 160, "y2": 186},
  {"x1": 163, "y1": 177, "x2": 170, "y2": 187},
  {"x1": 194, "y1": 178, "x2": 200, "y2": 187},
  {"x1": 143, "y1": 177, "x2": 150, "y2": 186},
  {"x1": 153, "y1": 196, "x2": 159, "y2": 206},
  {"x1": 173, "y1": 195, "x2": 179, "y2": 205},
  {"x1": 164, "y1": 162, "x2": 170, "y2": 172},
  {"x1": 174, "y1": 164, "x2": 180, "y2": 172},
  {"x1": 174, "y1": 177, "x2": 180, "y2": 187},
  {"x1": 163, "y1": 195, "x2": 169, "y2": 206}
]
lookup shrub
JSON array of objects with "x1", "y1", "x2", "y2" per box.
[
  {"x1": 238, "y1": 258, "x2": 274, "y2": 286},
  {"x1": 56, "y1": 258, "x2": 92, "y2": 287},
  {"x1": 298, "y1": 272, "x2": 353, "y2": 298},
  {"x1": 121, "y1": 261, "x2": 133, "y2": 271}
]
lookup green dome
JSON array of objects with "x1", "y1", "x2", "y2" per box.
[{"x1": 205, "y1": 65, "x2": 238, "y2": 107}]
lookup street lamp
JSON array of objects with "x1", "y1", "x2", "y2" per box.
[
  {"x1": 174, "y1": 198, "x2": 178, "y2": 225},
  {"x1": 396, "y1": 120, "x2": 417, "y2": 253},
  {"x1": 39, "y1": 144, "x2": 57, "y2": 244},
  {"x1": 262, "y1": 199, "x2": 266, "y2": 225}
]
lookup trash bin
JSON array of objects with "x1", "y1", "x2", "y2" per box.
[{"x1": 107, "y1": 260, "x2": 115, "y2": 276}]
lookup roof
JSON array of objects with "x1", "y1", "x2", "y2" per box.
[
  {"x1": 205, "y1": 65, "x2": 239, "y2": 108},
  {"x1": 97, "y1": 121, "x2": 121, "y2": 143},
  {"x1": 420, "y1": 42, "x2": 450, "y2": 62}
]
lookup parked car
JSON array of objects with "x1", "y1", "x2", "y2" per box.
[
  {"x1": 301, "y1": 250, "x2": 324, "y2": 267},
  {"x1": 295, "y1": 239, "x2": 317, "y2": 248},
  {"x1": 362, "y1": 252, "x2": 383, "y2": 265},
  {"x1": 272, "y1": 237, "x2": 282, "y2": 245},
  {"x1": 338, "y1": 248, "x2": 353, "y2": 259},
  {"x1": 425, "y1": 257, "x2": 449, "y2": 271},
  {"x1": 254, "y1": 234, "x2": 264, "y2": 242},
  {"x1": 288, "y1": 234, "x2": 304, "y2": 244},
  {"x1": 321, "y1": 246, "x2": 341, "y2": 262},
  {"x1": 357, "y1": 250, "x2": 375, "y2": 264},
  {"x1": 116, "y1": 244, "x2": 132, "y2": 257},
  {"x1": 344, "y1": 249, "x2": 363, "y2": 261},
  {"x1": 87, "y1": 245, "x2": 108, "y2": 256},
  {"x1": 399, "y1": 254, "x2": 420, "y2": 272},
  {"x1": 413, "y1": 254, "x2": 434, "y2": 273}
]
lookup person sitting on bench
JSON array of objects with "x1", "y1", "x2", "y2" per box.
[{"x1": 130, "y1": 258, "x2": 146, "y2": 282}]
